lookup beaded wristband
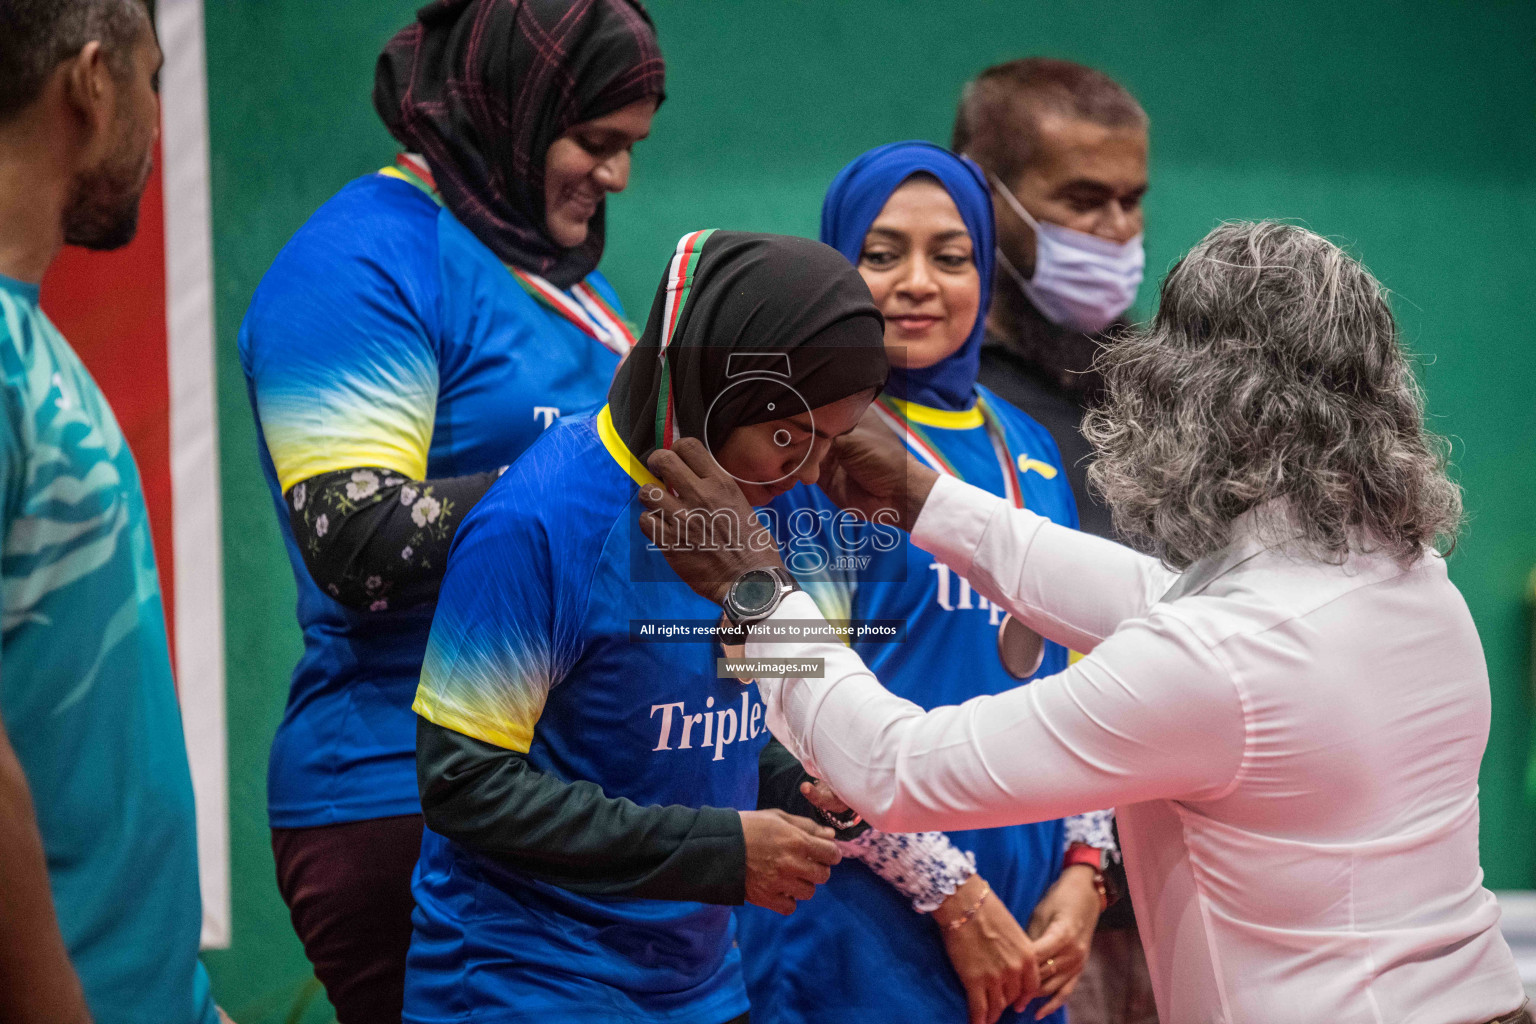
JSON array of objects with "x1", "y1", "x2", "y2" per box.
[{"x1": 943, "y1": 883, "x2": 993, "y2": 932}]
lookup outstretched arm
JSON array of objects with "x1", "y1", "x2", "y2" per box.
[
  {"x1": 418, "y1": 718, "x2": 841, "y2": 915},
  {"x1": 636, "y1": 436, "x2": 1243, "y2": 832},
  {"x1": 811, "y1": 418, "x2": 1177, "y2": 652},
  {"x1": 749, "y1": 590, "x2": 1245, "y2": 834},
  {"x1": 911, "y1": 476, "x2": 1176, "y2": 654}
]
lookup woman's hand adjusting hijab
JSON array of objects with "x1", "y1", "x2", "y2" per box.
[{"x1": 638, "y1": 438, "x2": 785, "y2": 606}]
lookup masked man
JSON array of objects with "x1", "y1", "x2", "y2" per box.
[
  {"x1": 954, "y1": 58, "x2": 1155, "y2": 1024},
  {"x1": 955, "y1": 57, "x2": 1147, "y2": 542}
]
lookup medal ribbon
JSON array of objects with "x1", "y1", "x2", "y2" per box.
[
  {"x1": 654, "y1": 228, "x2": 715, "y2": 450},
  {"x1": 871, "y1": 393, "x2": 1024, "y2": 509},
  {"x1": 874, "y1": 392, "x2": 1046, "y2": 679},
  {"x1": 506, "y1": 268, "x2": 635, "y2": 356},
  {"x1": 382, "y1": 154, "x2": 635, "y2": 357}
]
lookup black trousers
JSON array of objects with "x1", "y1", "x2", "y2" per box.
[
  {"x1": 272, "y1": 814, "x2": 753, "y2": 1024},
  {"x1": 272, "y1": 814, "x2": 424, "y2": 1024}
]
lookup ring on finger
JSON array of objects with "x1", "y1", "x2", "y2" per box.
[{"x1": 1042, "y1": 957, "x2": 1056, "y2": 976}]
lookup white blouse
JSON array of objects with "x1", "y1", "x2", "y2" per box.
[{"x1": 748, "y1": 475, "x2": 1524, "y2": 1023}]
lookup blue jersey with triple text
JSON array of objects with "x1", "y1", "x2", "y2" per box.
[
  {"x1": 405, "y1": 406, "x2": 769, "y2": 1024},
  {"x1": 738, "y1": 386, "x2": 1075, "y2": 1024},
  {"x1": 239, "y1": 171, "x2": 625, "y2": 827}
]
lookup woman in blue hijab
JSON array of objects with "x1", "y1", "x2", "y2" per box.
[{"x1": 736, "y1": 143, "x2": 1118, "y2": 1024}]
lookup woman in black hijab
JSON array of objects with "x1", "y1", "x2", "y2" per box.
[
  {"x1": 407, "y1": 231, "x2": 887, "y2": 1022},
  {"x1": 239, "y1": 3, "x2": 663, "y2": 1021}
]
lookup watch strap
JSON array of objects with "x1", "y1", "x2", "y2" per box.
[
  {"x1": 1063, "y1": 842, "x2": 1108, "y2": 872},
  {"x1": 1064, "y1": 842, "x2": 1116, "y2": 912}
]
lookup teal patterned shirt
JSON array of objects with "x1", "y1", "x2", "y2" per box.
[{"x1": 0, "y1": 274, "x2": 213, "y2": 1024}]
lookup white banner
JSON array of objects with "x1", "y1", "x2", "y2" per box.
[{"x1": 158, "y1": 0, "x2": 230, "y2": 950}]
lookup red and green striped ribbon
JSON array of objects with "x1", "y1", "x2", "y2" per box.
[
  {"x1": 875, "y1": 396, "x2": 962, "y2": 477},
  {"x1": 390, "y1": 153, "x2": 439, "y2": 201},
  {"x1": 655, "y1": 228, "x2": 716, "y2": 450},
  {"x1": 506, "y1": 269, "x2": 635, "y2": 355}
]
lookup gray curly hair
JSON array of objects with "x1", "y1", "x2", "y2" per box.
[{"x1": 1084, "y1": 221, "x2": 1462, "y2": 571}]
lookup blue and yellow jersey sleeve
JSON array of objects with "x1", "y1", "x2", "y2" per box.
[
  {"x1": 240, "y1": 177, "x2": 444, "y2": 492},
  {"x1": 413, "y1": 473, "x2": 586, "y2": 753}
]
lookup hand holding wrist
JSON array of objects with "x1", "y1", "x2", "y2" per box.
[
  {"x1": 1058, "y1": 863, "x2": 1098, "y2": 891},
  {"x1": 1027, "y1": 864, "x2": 1105, "y2": 1014},
  {"x1": 935, "y1": 873, "x2": 1042, "y2": 1019},
  {"x1": 1060, "y1": 860, "x2": 1110, "y2": 914},
  {"x1": 931, "y1": 872, "x2": 988, "y2": 929}
]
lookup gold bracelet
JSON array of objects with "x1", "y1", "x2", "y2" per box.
[{"x1": 943, "y1": 883, "x2": 993, "y2": 932}]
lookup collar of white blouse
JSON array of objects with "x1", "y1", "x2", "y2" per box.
[{"x1": 1157, "y1": 502, "x2": 1303, "y2": 604}]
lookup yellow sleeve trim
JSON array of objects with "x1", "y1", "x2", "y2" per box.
[
  {"x1": 275, "y1": 447, "x2": 428, "y2": 495},
  {"x1": 413, "y1": 690, "x2": 535, "y2": 755},
  {"x1": 1069, "y1": 649, "x2": 1085, "y2": 665},
  {"x1": 597, "y1": 404, "x2": 661, "y2": 488}
]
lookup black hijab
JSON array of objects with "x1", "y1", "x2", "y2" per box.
[
  {"x1": 609, "y1": 231, "x2": 889, "y2": 463},
  {"x1": 374, "y1": 0, "x2": 666, "y2": 288}
]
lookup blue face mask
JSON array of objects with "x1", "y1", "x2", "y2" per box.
[{"x1": 990, "y1": 173, "x2": 1144, "y2": 334}]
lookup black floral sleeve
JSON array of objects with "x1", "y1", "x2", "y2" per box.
[{"x1": 285, "y1": 466, "x2": 503, "y2": 612}]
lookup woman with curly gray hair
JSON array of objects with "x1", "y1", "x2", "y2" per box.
[
  {"x1": 640, "y1": 221, "x2": 1528, "y2": 1023},
  {"x1": 1085, "y1": 220, "x2": 1463, "y2": 570}
]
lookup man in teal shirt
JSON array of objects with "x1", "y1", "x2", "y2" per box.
[{"x1": 0, "y1": 1, "x2": 218, "y2": 1021}]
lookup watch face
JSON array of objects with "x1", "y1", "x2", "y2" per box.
[{"x1": 732, "y1": 570, "x2": 780, "y2": 616}]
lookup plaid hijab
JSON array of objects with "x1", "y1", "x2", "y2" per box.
[{"x1": 374, "y1": 0, "x2": 665, "y2": 288}]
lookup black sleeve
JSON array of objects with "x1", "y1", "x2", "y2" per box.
[
  {"x1": 416, "y1": 717, "x2": 748, "y2": 903},
  {"x1": 284, "y1": 466, "x2": 501, "y2": 612},
  {"x1": 756, "y1": 738, "x2": 869, "y2": 841}
]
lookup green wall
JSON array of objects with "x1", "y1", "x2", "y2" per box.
[{"x1": 201, "y1": 1, "x2": 1536, "y2": 1016}]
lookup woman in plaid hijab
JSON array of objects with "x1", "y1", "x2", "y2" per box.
[
  {"x1": 375, "y1": 0, "x2": 665, "y2": 286},
  {"x1": 242, "y1": 3, "x2": 664, "y2": 1022}
]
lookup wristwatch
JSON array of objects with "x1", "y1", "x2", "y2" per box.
[
  {"x1": 1063, "y1": 842, "x2": 1120, "y2": 912},
  {"x1": 722, "y1": 566, "x2": 800, "y2": 629}
]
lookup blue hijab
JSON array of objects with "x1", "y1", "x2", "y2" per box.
[{"x1": 820, "y1": 141, "x2": 995, "y2": 411}]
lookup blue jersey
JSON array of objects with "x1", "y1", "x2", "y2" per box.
[
  {"x1": 239, "y1": 171, "x2": 625, "y2": 827},
  {"x1": 0, "y1": 276, "x2": 214, "y2": 1024},
  {"x1": 406, "y1": 406, "x2": 768, "y2": 1024},
  {"x1": 738, "y1": 387, "x2": 1075, "y2": 1024}
]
